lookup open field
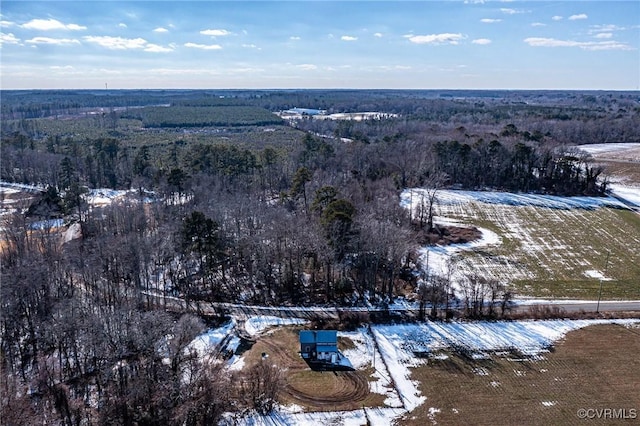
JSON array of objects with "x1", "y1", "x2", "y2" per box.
[
  {"x1": 576, "y1": 143, "x2": 640, "y2": 186},
  {"x1": 407, "y1": 324, "x2": 640, "y2": 426},
  {"x1": 405, "y1": 190, "x2": 640, "y2": 300}
]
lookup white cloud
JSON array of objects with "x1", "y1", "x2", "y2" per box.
[
  {"x1": 0, "y1": 32, "x2": 20, "y2": 44},
  {"x1": 472, "y1": 38, "x2": 492, "y2": 45},
  {"x1": 501, "y1": 8, "x2": 525, "y2": 15},
  {"x1": 464, "y1": 0, "x2": 485, "y2": 4},
  {"x1": 589, "y1": 24, "x2": 625, "y2": 34},
  {"x1": 595, "y1": 33, "x2": 613, "y2": 39},
  {"x1": 184, "y1": 42, "x2": 222, "y2": 50},
  {"x1": 524, "y1": 37, "x2": 633, "y2": 51},
  {"x1": 26, "y1": 37, "x2": 80, "y2": 45},
  {"x1": 118, "y1": 23, "x2": 127, "y2": 28},
  {"x1": 408, "y1": 33, "x2": 465, "y2": 45},
  {"x1": 1, "y1": 20, "x2": 15, "y2": 27},
  {"x1": 153, "y1": 27, "x2": 168, "y2": 33},
  {"x1": 552, "y1": 16, "x2": 563, "y2": 21},
  {"x1": 200, "y1": 29, "x2": 231, "y2": 37},
  {"x1": 21, "y1": 18, "x2": 86, "y2": 31},
  {"x1": 290, "y1": 36, "x2": 301, "y2": 40},
  {"x1": 481, "y1": 19, "x2": 502, "y2": 23},
  {"x1": 569, "y1": 14, "x2": 588, "y2": 21},
  {"x1": 341, "y1": 35, "x2": 358, "y2": 41},
  {"x1": 84, "y1": 36, "x2": 147, "y2": 50},
  {"x1": 531, "y1": 22, "x2": 546, "y2": 27},
  {"x1": 297, "y1": 64, "x2": 317, "y2": 70},
  {"x1": 144, "y1": 43, "x2": 173, "y2": 53},
  {"x1": 374, "y1": 32, "x2": 383, "y2": 38},
  {"x1": 242, "y1": 43, "x2": 260, "y2": 49}
]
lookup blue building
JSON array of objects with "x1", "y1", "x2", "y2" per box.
[{"x1": 299, "y1": 330, "x2": 353, "y2": 370}]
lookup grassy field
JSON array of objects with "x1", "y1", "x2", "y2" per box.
[
  {"x1": 438, "y1": 201, "x2": 640, "y2": 300},
  {"x1": 406, "y1": 324, "x2": 640, "y2": 426}
]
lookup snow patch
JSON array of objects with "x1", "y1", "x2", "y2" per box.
[
  {"x1": 575, "y1": 143, "x2": 640, "y2": 155},
  {"x1": 583, "y1": 270, "x2": 612, "y2": 280},
  {"x1": 188, "y1": 320, "x2": 236, "y2": 359},
  {"x1": 244, "y1": 316, "x2": 308, "y2": 336},
  {"x1": 236, "y1": 407, "x2": 405, "y2": 426},
  {"x1": 609, "y1": 184, "x2": 640, "y2": 207}
]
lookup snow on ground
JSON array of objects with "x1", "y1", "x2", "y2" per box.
[
  {"x1": 583, "y1": 270, "x2": 612, "y2": 281},
  {"x1": 228, "y1": 354, "x2": 246, "y2": 371},
  {"x1": 374, "y1": 318, "x2": 639, "y2": 358},
  {"x1": 417, "y1": 220, "x2": 500, "y2": 279},
  {"x1": 0, "y1": 181, "x2": 45, "y2": 193},
  {"x1": 215, "y1": 315, "x2": 640, "y2": 425},
  {"x1": 187, "y1": 320, "x2": 236, "y2": 359},
  {"x1": 371, "y1": 327, "x2": 426, "y2": 411},
  {"x1": 235, "y1": 407, "x2": 406, "y2": 426},
  {"x1": 339, "y1": 330, "x2": 402, "y2": 408},
  {"x1": 575, "y1": 143, "x2": 640, "y2": 155},
  {"x1": 362, "y1": 319, "x2": 639, "y2": 423},
  {"x1": 608, "y1": 183, "x2": 640, "y2": 207},
  {"x1": 86, "y1": 188, "x2": 134, "y2": 206},
  {"x1": 244, "y1": 316, "x2": 308, "y2": 336},
  {"x1": 401, "y1": 187, "x2": 639, "y2": 287},
  {"x1": 403, "y1": 188, "x2": 628, "y2": 210}
]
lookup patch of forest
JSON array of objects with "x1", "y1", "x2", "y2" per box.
[
  {"x1": 1, "y1": 89, "x2": 638, "y2": 423},
  {"x1": 122, "y1": 105, "x2": 284, "y2": 128}
]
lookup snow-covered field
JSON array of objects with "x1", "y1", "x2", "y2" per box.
[
  {"x1": 575, "y1": 142, "x2": 640, "y2": 157},
  {"x1": 608, "y1": 183, "x2": 640, "y2": 207},
  {"x1": 401, "y1": 188, "x2": 640, "y2": 296},
  {"x1": 575, "y1": 142, "x2": 640, "y2": 192},
  {"x1": 198, "y1": 316, "x2": 640, "y2": 425}
]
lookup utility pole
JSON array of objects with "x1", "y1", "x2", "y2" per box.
[{"x1": 596, "y1": 250, "x2": 611, "y2": 314}]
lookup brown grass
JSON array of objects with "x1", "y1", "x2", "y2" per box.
[
  {"x1": 405, "y1": 324, "x2": 640, "y2": 426},
  {"x1": 240, "y1": 327, "x2": 386, "y2": 412},
  {"x1": 601, "y1": 159, "x2": 640, "y2": 185}
]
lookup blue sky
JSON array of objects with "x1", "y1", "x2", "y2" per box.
[{"x1": 1, "y1": 1, "x2": 638, "y2": 90}]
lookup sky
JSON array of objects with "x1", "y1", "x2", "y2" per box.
[{"x1": 1, "y1": 1, "x2": 639, "y2": 90}]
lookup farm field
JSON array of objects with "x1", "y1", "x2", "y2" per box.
[
  {"x1": 576, "y1": 143, "x2": 640, "y2": 186},
  {"x1": 404, "y1": 189, "x2": 640, "y2": 300},
  {"x1": 408, "y1": 324, "x2": 640, "y2": 426}
]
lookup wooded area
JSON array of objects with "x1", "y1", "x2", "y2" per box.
[{"x1": 1, "y1": 89, "x2": 638, "y2": 424}]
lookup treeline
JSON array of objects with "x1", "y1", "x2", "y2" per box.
[
  {"x1": 434, "y1": 138, "x2": 607, "y2": 195},
  {"x1": 123, "y1": 105, "x2": 284, "y2": 128}
]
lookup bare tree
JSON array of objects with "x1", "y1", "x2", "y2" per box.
[{"x1": 241, "y1": 360, "x2": 284, "y2": 415}]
